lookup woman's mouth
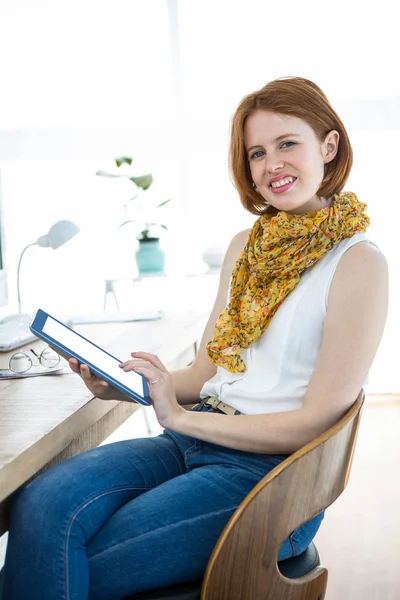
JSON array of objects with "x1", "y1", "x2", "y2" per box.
[{"x1": 269, "y1": 176, "x2": 297, "y2": 194}]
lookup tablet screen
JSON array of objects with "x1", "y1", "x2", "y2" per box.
[{"x1": 42, "y1": 315, "x2": 144, "y2": 397}]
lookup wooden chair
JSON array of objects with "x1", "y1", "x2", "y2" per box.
[{"x1": 128, "y1": 390, "x2": 365, "y2": 600}]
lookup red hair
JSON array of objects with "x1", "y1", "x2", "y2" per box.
[{"x1": 229, "y1": 76, "x2": 353, "y2": 215}]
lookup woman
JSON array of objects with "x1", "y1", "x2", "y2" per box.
[{"x1": 1, "y1": 77, "x2": 388, "y2": 599}]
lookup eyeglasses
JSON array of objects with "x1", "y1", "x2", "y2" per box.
[{"x1": 9, "y1": 347, "x2": 61, "y2": 374}]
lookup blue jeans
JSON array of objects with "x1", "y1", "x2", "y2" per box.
[{"x1": 0, "y1": 402, "x2": 324, "y2": 599}]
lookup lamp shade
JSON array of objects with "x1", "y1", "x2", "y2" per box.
[{"x1": 36, "y1": 220, "x2": 80, "y2": 249}]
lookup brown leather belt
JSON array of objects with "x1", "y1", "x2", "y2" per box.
[{"x1": 203, "y1": 396, "x2": 242, "y2": 416}]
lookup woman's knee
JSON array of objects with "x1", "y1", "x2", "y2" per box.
[
  {"x1": 9, "y1": 462, "x2": 74, "y2": 535},
  {"x1": 9, "y1": 445, "x2": 115, "y2": 537},
  {"x1": 10, "y1": 442, "x2": 135, "y2": 521}
]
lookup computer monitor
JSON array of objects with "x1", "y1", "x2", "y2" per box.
[{"x1": 0, "y1": 170, "x2": 9, "y2": 307}]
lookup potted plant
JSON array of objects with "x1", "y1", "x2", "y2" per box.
[{"x1": 96, "y1": 156, "x2": 172, "y2": 275}]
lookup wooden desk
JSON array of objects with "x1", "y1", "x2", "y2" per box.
[{"x1": 0, "y1": 307, "x2": 210, "y2": 536}]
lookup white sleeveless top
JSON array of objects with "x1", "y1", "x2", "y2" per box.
[{"x1": 200, "y1": 233, "x2": 376, "y2": 415}]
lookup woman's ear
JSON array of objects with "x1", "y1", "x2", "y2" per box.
[{"x1": 323, "y1": 130, "x2": 340, "y2": 164}]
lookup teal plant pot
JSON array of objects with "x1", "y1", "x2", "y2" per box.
[{"x1": 135, "y1": 238, "x2": 165, "y2": 274}]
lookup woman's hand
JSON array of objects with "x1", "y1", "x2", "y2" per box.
[
  {"x1": 119, "y1": 351, "x2": 186, "y2": 429},
  {"x1": 68, "y1": 358, "x2": 128, "y2": 402}
]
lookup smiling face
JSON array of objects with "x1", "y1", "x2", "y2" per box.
[{"x1": 244, "y1": 110, "x2": 340, "y2": 214}]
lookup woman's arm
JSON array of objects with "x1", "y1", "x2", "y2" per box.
[
  {"x1": 170, "y1": 242, "x2": 389, "y2": 454},
  {"x1": 169, "y1": 228, "x2": 251, "y2": 405}
]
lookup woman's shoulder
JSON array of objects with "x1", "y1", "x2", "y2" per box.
[
  {"x1": 337, "y1": 238, "x2": 387, "y2": 273},
  {"x1": 222, "y1": 228, "x2": 252, "y2": 267},
  {"x1": 327, "y1": 238, "x2": 388, "y2": 308},
  {"x1": 322, "y1": 234, "x2": 385, "y2": 274},
  {"x1": 229, "y1": 228, "x2": 252, "y2": 250},
  {"x1": 217, "y1": 228, "x2": 253, "y2": 293}
]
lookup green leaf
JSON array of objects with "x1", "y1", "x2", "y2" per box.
[
  {"x1": 129, "y1": 174, "x2": 153, "y2": 190},
  {"x1": 160, "y1": 224, "x2": 168, "y2": 230},
  {"x1": 156, "y1": 198, "x2": 172, "y2": 208},
  {"x1": 115, "y1": 156, "x2": 133, "y2": 167}
]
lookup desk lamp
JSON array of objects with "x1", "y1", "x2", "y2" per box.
[{"x1": 17, "y1": 220, "x2": 80, "y2": 316}]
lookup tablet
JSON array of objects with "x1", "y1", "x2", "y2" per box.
[{"x1": 30, "y1": 308, "x2": 151, "y2": 406}]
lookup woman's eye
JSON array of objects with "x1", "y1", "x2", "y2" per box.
[{"x1": 250, "y1": 142, "x2": 295, "y2": 159}]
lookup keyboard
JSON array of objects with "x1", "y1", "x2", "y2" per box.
[
  {"x1": 0, "y1": 314, "x2": 37, "y2": 352},
  {"x1": 68, "y1": 310, "x2": 164, "y2": 325}
]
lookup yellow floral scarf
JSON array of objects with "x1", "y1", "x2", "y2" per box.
[{"x1": 206, "y1": 191, "x2": 370, "y2": 373}]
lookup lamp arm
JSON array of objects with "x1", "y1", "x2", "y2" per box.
[{"x1": 17, "y1": 243, "x2": 38, "y2": 314}]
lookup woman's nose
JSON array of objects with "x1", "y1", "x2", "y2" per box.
[{"x1": 265, "y1": 154, "x2": 284, "y2": 173}]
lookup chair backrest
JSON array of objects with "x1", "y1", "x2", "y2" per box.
[{"x1": 201, "y1": 390, "x2": 365, "y2": 600}]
